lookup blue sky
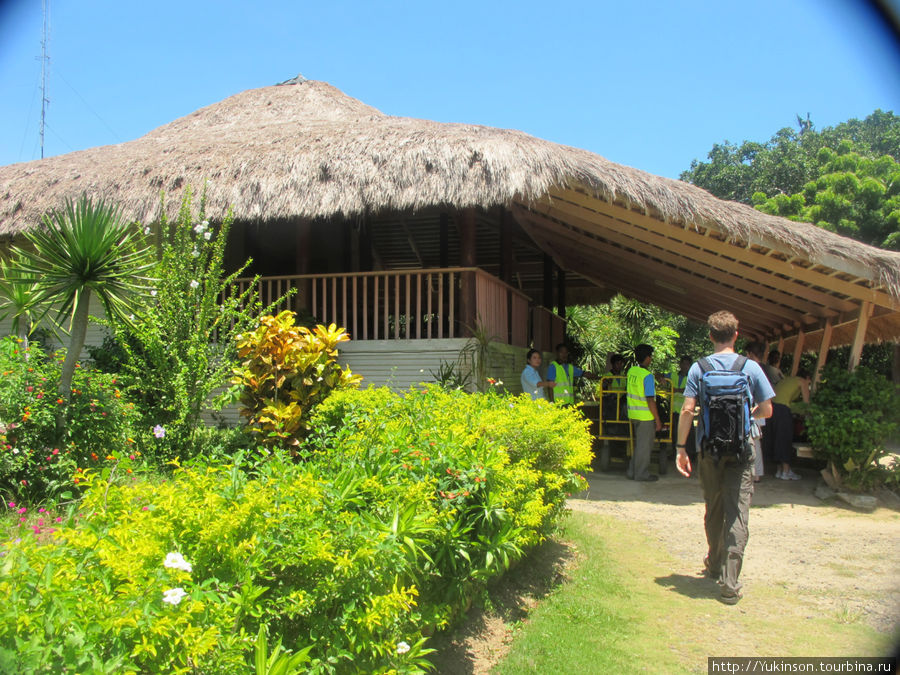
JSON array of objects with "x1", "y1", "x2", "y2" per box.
[{"x1": 1, "y1": 0, "x2": 898, "y2": 179}]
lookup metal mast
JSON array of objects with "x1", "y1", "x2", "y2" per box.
[{"x1": 39, "y1": 0, "x2": 50, "y2": 159}]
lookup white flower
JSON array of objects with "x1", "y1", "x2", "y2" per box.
[
  {"x1": 162, "y1": 587, "x2": 187, "y2": 605},
  {"x1": 143, "y1": 226, "x2": 151, "y2": 235},
  {"x1": 163, "y1": 552, "x2": 193, "y2": 573},
  {"x1": 203, "y1": 231, "x2": 212, "y2": 240},
  {"x1": 396, "y1": 641, "x2": 410, "y2": 655},
  {"x1": 150, "y1": 290, "x2": 157, "y2": 297},
  {"x1": 191, "y1": 248, "x2": 200, "y2": 258},
  {"x1": 202, "y1": 220, "x2": 209, "y2": 227},
  {"x1": 193, "y1": 223, "x2": 206, "y2": 234},
  {"x1": 189, "y1": 280, "x2": 200, "y2": 289}
]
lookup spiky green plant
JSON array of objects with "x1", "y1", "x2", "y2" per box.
[{"x1": 9, "y1": 196, "x2": 154, "y2": 402}]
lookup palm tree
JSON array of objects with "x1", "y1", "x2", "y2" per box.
[{"x1": 10, "y1": 196, "x2": 154, "y2": 402}]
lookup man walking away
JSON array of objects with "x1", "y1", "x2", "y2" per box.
[
  {"x1": 547, "y1": 343, "x2": 598, "y2": 405},
  {"x1": 626, "y1": 344, "x2": 662, "y2": 482},
  {"x1": 674, "y1": 312, "x2": 774, "y2": 605}
]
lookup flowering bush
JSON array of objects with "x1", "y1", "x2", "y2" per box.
[
  {"x1": 110, "y1": 188, "x2": 263, "y2": 463},
  {"x1": 0, "y1": 337, "x2": 139, "y2": 502},
  {"x1": 0, "y1": 385, "x2": 591, "y2": 673}
]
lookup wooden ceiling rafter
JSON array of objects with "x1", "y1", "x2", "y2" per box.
[
  {"x1": 519, "y1": 203, "x2": 836, "y2": 322},
  {"x1": 550, "y1": 188, "x2": 896, "y2": 309},
  {"x1": 536, "y1": 196, "x2": 859, "y2": 314},
  {"x1": 525, "y1": 224, "x2": 786, "y2": 336}
]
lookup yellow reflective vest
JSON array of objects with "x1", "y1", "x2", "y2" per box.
[
  {"x1": 626, "y1": 365, "x2": 655, "y2": 421},
  {"x1": 670, "y1": 370, "x2": 688, "y2": 413},
  {"x1": 551, "y1": 361, "x2": 575, "y2": 405}
]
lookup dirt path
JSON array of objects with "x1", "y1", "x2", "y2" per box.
[
  {"x1": 430, "y1": 465, "x2": 900, "y2": 673},
  {"x1": 572, "y1": 467, "x2": 900, "y2": 634}
]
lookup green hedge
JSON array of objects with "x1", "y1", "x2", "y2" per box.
[{"x1": 0, "y1": 386, "x2": 591, "y2": 674}]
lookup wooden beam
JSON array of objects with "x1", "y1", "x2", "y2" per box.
[
  {"x1": 535, "y1": 235, "x2": 778, "y2": 336},
  {"x1": 519, "y1": 213, "x2": 798, "y2": 330},
  {"x1": 557, "y1": 266, "x2": 566, "y2": 320},
  {"x1": 522, "y1": 203, "x2": 832, "y2": 321},
  {"x1": 499, "y1": 207, "x2": 513, "y2": 284},
  {"x1": 545, "y1": 189, "x2": 894, "y2": 310},
  {"x1": 790, "y1": 327, "x2": 805, "y2": 376},
  {"x1": 459, "y1": 209, "x2": 477, "y2": 333},
  {"x1": 439, "y1": 212, "x2": 449, "y2": 269},
  {"x1": 847, "y1": 301, "x2": 872, "y2": 371},
  {"x1": 400, "y1": 218, "x2": 424, "y2": 267},
  {"x1": 812, "y1": 318, "x2": 833, "y2": 392}
]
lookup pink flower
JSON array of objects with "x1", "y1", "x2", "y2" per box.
[
  {"x1": 7, "y1": 502, "x2": 14, "y2": 508},
  {"x1": 26, "y1": 386, "x2": 33, "y2": 392},
  {"x1": 38, "y1": 508, "x2": 46, "y2": 513},
  {"x1": 37, "y1": 519, "x2": 44, "y2": 526},
  {"x1": 54, "y1": 517, "x2": 62, "y2": 523},
  {"x1": 129, "y1": 454, "x2": 135, "y2": 460},
  {"x1": 16, "y1": 507, "x2": 26, "y2": 514}
]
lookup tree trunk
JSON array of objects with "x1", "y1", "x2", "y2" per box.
[{"x1": 59, "y1": 292, "x2": 91, "y2": 401}]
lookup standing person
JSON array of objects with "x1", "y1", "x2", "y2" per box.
[
  {"x1": 520, "y1": 349, "x2": 553, "y2": 401},
  {"x1": 770, "y1": 368, "x2": 811, "y2": 480},
  {"x1": 765, "y1": 350, "x2": 784, "y2": 387},
  {"x1": 743, "y1": 342, "x2": 769, "y2": 483},
  {"x1": 547, "y1": 343, "x2": 598, "y2": 405},
  {"x1": 626, "y1": 344, "x2": 663, "y2": 482},
  {"x1": 674, "y1": 311, "x2": 774, "y2": 605},
  {"x1": 669, "y1": 356, "x2": 695, "y2": 467}
]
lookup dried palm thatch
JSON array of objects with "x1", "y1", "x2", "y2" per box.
[{"x1": 1, "y1": 77, "x2": 898, "y2": 300}]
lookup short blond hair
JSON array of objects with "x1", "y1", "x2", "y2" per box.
[{"x1": 708, "y1": 311, "x2": 738, "y2": 343}]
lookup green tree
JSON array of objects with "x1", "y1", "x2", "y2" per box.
[
  {"x1": 682, "y1": 110, "x2": 900, "y2": 249},
  {"x1": 8, "y1": 196, "x2": 153, "y2": 402}
]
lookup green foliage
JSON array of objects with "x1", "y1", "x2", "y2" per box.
[
  {"x1": 428, "y1": 360, "x2": 472, "y2": 391},
  {"x1": 7, "y1": 195, "x2": 154, "y2": 401},
  {"x1": 682, "y1": 110, "x2": 900, "y2": 249},
  {"x1": 753, "y1": 147, "x2": 900, "y2": 249},
  {"x1": 806, "y1": 364, "x2": 900, "y2": 488},
  {"x1": 0, "y1": 337, "x2": 139, "y2": 503},
  {"x1": 566, "y1": 296, "x2": 708, "y2": 383},
  {"x1": 232, "y1": 311, "x2": 362, "y2": 448},
  {"x1": 0, "y1": 385, "x2": 589, "y2": 673},
  {"x1": 112, "y1": 188, "x2": 262, "y2": 462}
]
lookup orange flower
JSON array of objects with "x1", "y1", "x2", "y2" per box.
[{"x1": 90, "y1": 452, "x2": 99, "y2": 461}]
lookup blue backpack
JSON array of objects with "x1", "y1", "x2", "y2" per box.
[{"x1": 697, "y1": 355, "x2": 754, "y2": 461}]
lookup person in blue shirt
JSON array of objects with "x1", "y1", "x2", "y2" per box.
[
  {"x1": 520, "y1": 349, "x2": 553, "y2": 401},
  {"x1": 674, "y1": 311, "x2": 775, "y2": 606},
  {"x1": 546, "y1": 343, "x2": 598, "y2": 405}
]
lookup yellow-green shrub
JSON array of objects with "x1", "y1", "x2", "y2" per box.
[{"x1": 232, "y1": 312, "x2": 362, "y2": 448}]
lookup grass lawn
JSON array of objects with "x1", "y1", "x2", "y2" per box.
[{"x1": 493, "y1": 511, "x2": 894, "y2": 674}]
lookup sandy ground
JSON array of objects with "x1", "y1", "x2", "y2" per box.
[
  {"x1": 572, "y1": 466, "x2": 900, "y2": 632},
  {"x1": 430, "y1": 462, "x2": 900, "y2": 673}
]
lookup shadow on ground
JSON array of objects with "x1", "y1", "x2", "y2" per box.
[
  {"x1": 427, "y1": 538, "x2": 576, "y2": 674},
  {"x1": 654, "y1": 572, "x2": 721, "y2": 600}
]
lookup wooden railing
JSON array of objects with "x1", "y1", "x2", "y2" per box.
[{"x1": 230, "y1": 268, "x2": 532, "y2": 345}]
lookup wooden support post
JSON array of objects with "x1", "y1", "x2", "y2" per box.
[
  {"x1": 847, "y1": 301, "x2": 872, "y2": 372},
  {"x1": 812, "y1": 319, "x2": 833, "y2": 392},
  {"x1": 543, "y1": 254, "x2": 553, "y2": 309},
  {"x1": 790, "y1": 328, "x2": 805, "y2": 376},
  {"x1": 557, "y1": 266, "x2": 566, "y2": 321},
  {"x1": 499, "y1": 207, "x2": 513, "y2": 285},
  {"x1": 439, "y1": 212, "x2": 449, "y2": 269},
  {"x1": 294, "y1": 219, "x2": 311, "y2": 314},
  {"x1": 459, "y1": 209, "x2": 477, "y2": 334}
]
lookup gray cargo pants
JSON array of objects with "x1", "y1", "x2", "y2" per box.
[
  {"x1": 698, "y1": 448, "x2": 754, "y2": 595},
  {"x1": 627, "y1": 419, "x2": 656, "y2": 480}
]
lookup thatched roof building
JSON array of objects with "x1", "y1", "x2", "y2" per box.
[{"x1": 0, "y1": 77, "x2": 898, "y2": 356}]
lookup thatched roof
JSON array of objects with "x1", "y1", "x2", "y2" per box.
[{"x1": 1, "y1": 77, "x2": 898, "y2": 341}]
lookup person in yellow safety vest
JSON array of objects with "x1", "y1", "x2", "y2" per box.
[
  {"x1": 626, "y1": 343, "x2": 663, "y2": 482},
  {"x1": 547, "y1": 343, "x2": 598, "y2": 405},
  {"x1": 603, "y1": 353, "x2": 627, "y2": 391},
  {"x1": 669, "y1": 355, "x2": 695, "y2": 467}
]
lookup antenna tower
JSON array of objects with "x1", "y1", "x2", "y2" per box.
[{"x1": 39, "y1": 0, "x2": 50, "y2": 159}]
